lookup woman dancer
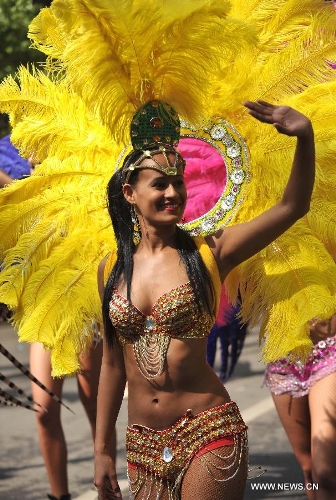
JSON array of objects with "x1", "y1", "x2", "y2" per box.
[
  {"x1": 0, "y1": 2, "x2": 333, "y2": 497},
  {"x1": 94, "y1": 100, "x2": 315, "y2": 500},
  {"x1": 265, "y1": 314, "x2": 336, "y2": 499},
  {"x1": 30, "y1": 338, "x2": 117, "y2": 500}
]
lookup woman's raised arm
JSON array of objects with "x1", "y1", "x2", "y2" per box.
[{"x1": 206, "y1": 100, "x2": 315, "y2": 281}]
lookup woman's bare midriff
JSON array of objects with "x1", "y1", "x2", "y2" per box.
[{"x1": 124, "y1": 337, "x2": 232, "y2": 429}]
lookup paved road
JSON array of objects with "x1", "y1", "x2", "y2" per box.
[{"x1": 0, "y1": 322, "x2": 307, "y2": 500}]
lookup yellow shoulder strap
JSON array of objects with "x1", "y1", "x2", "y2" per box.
[
  {"x1": 103, "y1": 252, "x2": 117, "y2": 285},
  {"x1": 193, "y1": 235, "x2": 221, "y2": 318}
]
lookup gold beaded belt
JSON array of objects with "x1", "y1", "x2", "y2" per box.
[{"x1": 126, "y1": 401, "x2": 247, "y2": 481}]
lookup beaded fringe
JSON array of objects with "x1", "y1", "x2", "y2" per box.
[{"x1": 127, "y1": 432, "x2": 247, "y2": 500}]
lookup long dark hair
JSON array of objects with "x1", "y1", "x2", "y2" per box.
[{"x1": 102, "y1": 145, "x2": 214, "y2": 347}]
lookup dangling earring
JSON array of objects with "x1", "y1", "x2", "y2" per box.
[{"x1": 131, "y1": 206, "x2": 141, "y2": 245}]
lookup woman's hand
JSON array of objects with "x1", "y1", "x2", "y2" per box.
[
  {"x1": 94, "y1": 451, "x2": 123, "y2": 499},
  {"x1": 244, "y1": 100, "x2": 313, "y2": 137}
]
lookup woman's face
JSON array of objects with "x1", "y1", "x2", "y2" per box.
[{"x1": 123, "y1": 153, "x2": 187, "y2": 226}]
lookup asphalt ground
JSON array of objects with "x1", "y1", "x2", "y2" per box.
[{"x1": 0, "y1": 321, "x2": 308, "y2": 500}]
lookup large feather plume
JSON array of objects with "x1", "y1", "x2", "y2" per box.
[
  {"x1": 0, "y1": 0, "x2": 335, "y2": 375},
  {"x1": 225, "y1": 81, "x2": 336, "y2": 362},
  {"x1": 28, "y1": 0, "x2": 256, "y2": 144},
  {"x1": 0, "y1": 72, "x2": 117, "y2": 374}
]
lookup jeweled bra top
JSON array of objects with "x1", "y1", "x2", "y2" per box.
[
  {"x1": 109, "y1": 281, "x2": 214, "y2": 343},
  {"x1": 104, "y1": 236, "x2": 222, "y2": 379}
]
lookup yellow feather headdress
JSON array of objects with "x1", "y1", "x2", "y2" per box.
[{"x1": 0, "y1": 0, "x2": 335, "y2": 375}]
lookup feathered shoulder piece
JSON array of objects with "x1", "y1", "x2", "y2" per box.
[
  {"x1": 0, "y1": 0, "x2": 256, "y2": 376},
  {"x1": 0, "y1": 0, "x2": 335, "y2": 375}
]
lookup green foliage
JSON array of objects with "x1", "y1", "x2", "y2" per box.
[
  {"x1": 0, "y1": 0, "x2": 50, "y2": 136},
  {"x1": 0, "y1": 0, "x2": 45, "y2": 82}
]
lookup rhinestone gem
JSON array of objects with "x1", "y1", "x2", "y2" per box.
[
  {"x1": 210, "y1": 124, "x2": 226, "y2": 140},
  {"x1": 222, "y1": 135, "x2": 233, "y2": 146},
  {"x1": 150, "y1": 117, "x2": 163, "y2": 128},
  {"x1": 230, "y1": 169, "x2": 244, "y2": 184},
  {"x1": 201, "y1": 219, "x2": 215, "y2": 232},
  {"x1": 145, "y1": 317, "x2": 154, "y2": 330},
  {"x1": 222, "y1": 194, "x2": 235, "y2": 209},
  {"x1": 227, "y1": 144, "x2": 240, "y2": 158},
  {"x1": 166, "y1": 167, "x2": 178, "y2": 175},
  {"x1": 162, "y1": 446, "x2": 174, "y2": 463}
]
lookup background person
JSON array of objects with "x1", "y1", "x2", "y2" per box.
[
  {"x1": 207, "y1": 287, "x2": 248, "y2": 382},
  {"x1": 0, "y1": 134, "x2": 32, "y2": 187},
  {"x1": 264, "y1": 314, "x2": 336, "y2": 500},
  {"x1": 30, "y1": 335, "x2": 117, "y2": 500}
]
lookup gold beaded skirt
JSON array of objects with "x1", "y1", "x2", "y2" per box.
[{"x1": 126, "y1": 402, "x2": 248, "y2": 499}]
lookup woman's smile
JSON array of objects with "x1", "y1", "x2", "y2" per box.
[{"x1": 159, "y1": 202, "x2": 182, "y2": 212}]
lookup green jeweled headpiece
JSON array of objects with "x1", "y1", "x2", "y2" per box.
[
  {"x1": 131, "y1": 100, "x2": 181, "y2": 150},
  {"x1": 122, "y1": 100, "x2": 185, "y2": 183}
]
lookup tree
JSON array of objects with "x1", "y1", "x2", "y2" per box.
[
  {"x1": 0, "y1": 0, "x2": 47, "y2": 81},
  {"x1": 0, "y1": 0, "x2": 50, "y2": 136}
]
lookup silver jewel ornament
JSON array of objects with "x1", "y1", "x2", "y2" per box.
[
  {"x1": 162, "y1": 446, "x2": 174, "y2": 463},
  {"x1": 144, "y1": 316, "x2": 154, "y2": 331}
]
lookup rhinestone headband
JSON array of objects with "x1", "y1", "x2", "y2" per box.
[{"x1": 122, "y1": 145, "x2": 186, "y2": 184}]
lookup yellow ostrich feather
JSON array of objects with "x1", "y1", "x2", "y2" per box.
[
  {"x1": 226, "y1": 225, "x2": 336, "y2": 362},
  {"x1": 0, "y1": 0, "x2": 335, "y2": 374},
  {"x1": 307, "y1": 202, "x2": 336, "y2": 259},
  {"x1": 27, "y1": 0, "x2": 256, "y2": 144},
  {"x1": 212, "y1": 2, "x2": 336, "y2": 116},
  {"x1": 0, "y1": 222, "x2": 61, "y2": 309},
  {"x1": 2, "y1": 209, "x2": 114, "y2": 375},
  {"x1": 237, "y1": 0, "x2": 334, "y2": 56},
  {"x1": 0, "y1": 152, "x2": 115, "y2": 375},
  {"x1": 0, "y1": 67, "x2": 118, "y2": 165},
  {"x1": 224, "y1": 77, "x2": 336, "y2": 362}
]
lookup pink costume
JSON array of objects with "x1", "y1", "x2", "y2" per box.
[{"x1": 264, "y1": 334, "x2": 336, "y2": 397}]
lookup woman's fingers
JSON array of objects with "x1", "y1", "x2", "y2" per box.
[
  {"x1": 95, "y1": 476, "x2": 123, "y2": 499},
  {"x1": 244, "y1": 100, "x2": 275, "y2": 112},
  {"x1": 243, "y1": 100, "x2": 312, "y2": 137},
  {"x1": 106, "y1": 477, "x2": 123, "y2": 499},
  {"x1": 243, "y1": 100, "x2": 275, "y2": 123},
  {"x1": 244, "y1": 100, "x2": 274, "y2": 113}
]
